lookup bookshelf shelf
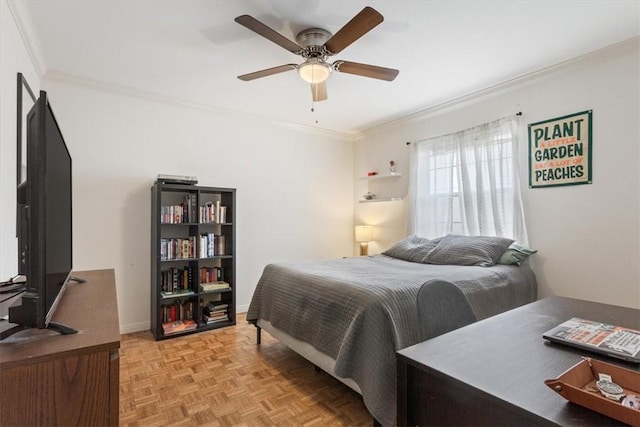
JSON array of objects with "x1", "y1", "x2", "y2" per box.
[{"x1": 151, "y1": 182, "x2": 236, "y2": 340}]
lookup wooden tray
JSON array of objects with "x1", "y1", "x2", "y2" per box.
[{"x1": 546, "y1": 357, "x2": 640, "y2": 426}]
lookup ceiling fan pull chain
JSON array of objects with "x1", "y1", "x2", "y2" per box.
[{"x1": 310, "y1": 102, "x2": 319, "y2": 124}]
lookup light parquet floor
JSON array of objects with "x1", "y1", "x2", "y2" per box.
[{"x1": 119, "y1": 313, "x2": 373, "y2": 426}]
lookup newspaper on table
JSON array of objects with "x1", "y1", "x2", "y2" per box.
[{"x1": 543, "y1": 317, "x2": 640, "y2": 363}]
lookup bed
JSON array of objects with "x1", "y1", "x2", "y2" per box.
[{"x1": 246, "y1": 235, "x2": 537, "y2": 426}]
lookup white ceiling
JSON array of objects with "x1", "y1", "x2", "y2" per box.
[{"x1": 18, "y1": 0, "x2": 640, "y2": 135}]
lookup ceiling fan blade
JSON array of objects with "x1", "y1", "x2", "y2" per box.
[
  {"x1": 323, "y1": 7, "x2": 383, "y2": 55},
  {"x1": 334, "y1": 61, "x2": 399, "y2": 81},
  {"x1": 311, "y1": 81, "x2": 328, "y2": 102},
  {"x1": 235, "y1": 15, "x2": 302, "y2": 54},
  {"x1": 237, "y1": 64, "x2": 297, "y2": 81}
]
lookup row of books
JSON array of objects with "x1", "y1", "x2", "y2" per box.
[
  {"x1": 160, "y1": 266, "x2": 193, "y2": 294},
  {"x1": 200, "y1": 200, "x2": 228, "y2": 224},
  {"x1": 200, "y1": 266, "x2": 224, "y2": 283},
  {"x1": 160, "y1": 235, "x2": 228, "y2": 260},
  {"x1": 160, "y1": 196, "x2": 229, "y2": 225},
  {"x1": 161, "y1": 299, "x2": 194, "y2": 324},
  {"x1": 160, "y1": 237, "x2": 197, "y2": 260},
  {"x1": 161, "y1": 194, "x2": 197, "y2": 224},
  {"x1": 159, "y1": 267, "x2": 228, "y2": 297},
  {"x1": 199, "y1": 233, "x2": 226, "y2": 258}
]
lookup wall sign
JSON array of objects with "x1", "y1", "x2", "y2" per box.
[{"x1": 528, "y1": 110, "x2": 592, "y2": 188}]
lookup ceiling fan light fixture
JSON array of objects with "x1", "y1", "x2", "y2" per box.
[{"x1": 298, "y1": 59, "x2": 332, "y2": 84}]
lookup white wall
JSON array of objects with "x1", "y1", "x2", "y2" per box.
[
  {"x1": 9, "y1": 74, "x2": 354, "y2": 333},
  {"x1": 0, "y1": 0, "x2": 41, "y2": 314},
  {"x1": 355, "y1": 39, "x2": 639, "y2": 309}
]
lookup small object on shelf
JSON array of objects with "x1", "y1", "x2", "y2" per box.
[
  {"x1": 367, "y1": 171, "x2": 378, "y2": 176},
  {"x1": 156, "y1": 174, "x2": 198, "y2": 185},
  {"x1": 545, "y1": 357, "x2": 640, "y2": 426},
  {"x1": 389, "y1": 160, "x2": 396, "y2": 172},
  {"x1": 363, "y1": 192, "x2": 375, "y2": 200}
]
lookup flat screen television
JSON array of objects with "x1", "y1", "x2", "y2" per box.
[{"x1": 1, "y1": 81, "x2": 78, "y2": 339}]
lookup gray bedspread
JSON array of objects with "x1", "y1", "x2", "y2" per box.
[{"x1": 246, "y1": 254, "x2": 537, "y2": 426}]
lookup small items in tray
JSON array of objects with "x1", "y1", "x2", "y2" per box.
[{"x1": 546, "y1": 357, "x2": 640, "y2": 426}]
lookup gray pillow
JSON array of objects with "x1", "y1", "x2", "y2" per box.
[
  {"x1": 383, "y1": 235, "x2": 441, "y2": 263},
  {"x1": 424, "y1": 234, "x2": 515, "y2": 267},
  {"x1": 498, "y1": 244, "x2": 537, "y2": 265}
]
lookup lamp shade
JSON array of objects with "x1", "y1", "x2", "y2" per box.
[
  {"x1": 355, "y1": 225, "x2": 373, "y2": 243},
  {"x1": 298, "y1": 59, "x2": 332, "y2": 84}
]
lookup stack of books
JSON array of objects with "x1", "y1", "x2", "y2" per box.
[
  {"x1": 200, "y1": 281, "x2": 230, "y2": 292},
  {"x1": 203, "y1": 302, "x2": 229, "y2": 324}
]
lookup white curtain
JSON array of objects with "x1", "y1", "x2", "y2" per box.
[{"x1": 409, "y1": 116, "x2": 529, "y2": 245}]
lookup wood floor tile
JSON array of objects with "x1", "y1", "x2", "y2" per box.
[{"x1": 119, "y1": 314, "x2": 372, "y2": 426}]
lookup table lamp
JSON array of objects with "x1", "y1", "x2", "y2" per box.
[{"x1": 355, "y1": 225, "x2": 374, "y2": 256}]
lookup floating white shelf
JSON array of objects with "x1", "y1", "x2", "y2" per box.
[
  {"x1": 359, "y1": 172, "x2": 402, "y2": 181},
  {"x1": 359, "y1": 197, "x2": 404, "y2": 203}
]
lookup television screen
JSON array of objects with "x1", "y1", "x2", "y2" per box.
[
  {"x1": 42, "y1": 97, "x2": 73, "y2": 321},
  {"x1": 6, "y1": 89, "x2": 73, "y2": 335}
]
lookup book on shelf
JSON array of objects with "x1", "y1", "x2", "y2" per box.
[
  {"x1": 187, "y1": 193, "x2": 197, "y2": 223},
  {"x1": 162, "y1": 318, "x2": 197, "y2": 335},
  {"x1": 161, "y1": 289, "x2": 194, "y2": 298},
  {"x1": 204, "y1": 302, "x2": 228, "y2": 311},
  {"x1": 203, "y1": 314, "x2": 229, "y2": 324},
  {"x1": 204, "y1": 302, "x2": 228, "y2": 314},
  {"x1": 217, "y1": 235, "x2": 226, "y2": 255},
  {"x1": 200, "y1": 281, "x2": 230, "y2": 292}
]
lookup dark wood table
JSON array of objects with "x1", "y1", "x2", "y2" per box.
[{"x1": 397, "y1": 296, "x2": 640, "y2": 426}]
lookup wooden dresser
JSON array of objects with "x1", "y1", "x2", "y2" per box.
[{"x1": 0, "y1": 269, "x2": 120, "y2": 426}]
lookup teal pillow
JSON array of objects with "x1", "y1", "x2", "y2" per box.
[{"x1": 498, "y1": 244, "x2": 537, "y2": 266}]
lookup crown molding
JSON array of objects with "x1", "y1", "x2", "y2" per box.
[
  {"x1": 362, "y1": 36, "x2": 639, "y2": 134},
  {"x1": 43, "y1": 70, "x2": 355, "y2": 141},
  {"x1": 6, "y1": 0, "x2": 47, "y2": 77}
]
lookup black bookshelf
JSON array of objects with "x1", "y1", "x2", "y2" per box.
[{"x1": 150, "y1": 182, "x2": 236, "y2": 340}]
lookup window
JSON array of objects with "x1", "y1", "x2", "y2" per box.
[{"x1": 409, "y1": 116, "x2": 528, "y2": 244}]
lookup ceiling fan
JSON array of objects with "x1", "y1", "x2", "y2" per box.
[{"x1": 235, "y1": 6, "x2": 399, "y2": 102}]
